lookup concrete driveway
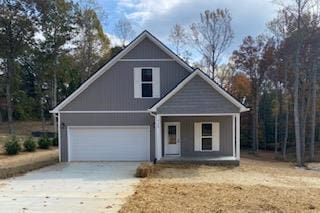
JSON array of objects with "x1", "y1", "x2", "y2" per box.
[{"x1": 0, "y1": 162, "x2": 140, "y2": 213}]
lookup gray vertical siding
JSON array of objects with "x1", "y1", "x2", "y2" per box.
[
  {"x1": 162, "y1": 116, "x2": 234, "y2": 157},
  {"x1": 123, "y1": 37, "x2": 171, "y2": 59},
  {"x1": 58, "y1": 34, "x2": 240, "y2": 162},
  {"x1": 62, "y1": 61, "x2": 190, "y2": 111},
  {"x1": 158, "y1": 76, "x2": 240, "y2": 114},
  {"x1": 62, "y1": 36, "x2": 190, "y2": 111},
  {"x1": 60, "y1": 113, "x2": 155, "y2": 162}
]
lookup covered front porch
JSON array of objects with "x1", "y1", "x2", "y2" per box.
[
  {"x1": 153, "y1": 113, "x2": 241, "y2": 163},
  {"x1": 148, "y1": 69, "x2": 249, "y2": 164}
]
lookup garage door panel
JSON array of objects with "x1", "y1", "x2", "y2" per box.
[{"x1": 68, "y1": 126, "x2": 150, "y2": 161}]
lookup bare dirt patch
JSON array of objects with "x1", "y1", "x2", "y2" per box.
[{"x1": 120, "y1": 158, "x2": 320, "y2": 213}]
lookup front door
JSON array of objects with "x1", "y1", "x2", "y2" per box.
[{"x1": 164, "y1": 122, "x2": 181, "y2": 155}]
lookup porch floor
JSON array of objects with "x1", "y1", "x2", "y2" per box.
[{"x1": 158, "y1": 156, "x2": 239, "y2": 166}]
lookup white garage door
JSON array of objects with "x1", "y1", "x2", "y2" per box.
[{"x1": 68, "y1": 126, "x2": 150, "y2": 161}]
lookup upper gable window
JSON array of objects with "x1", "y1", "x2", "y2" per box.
[
  {"x1": 141, "y1": 68, "x2": 152, "y2": 81},
  {"x1": 141, "y1": 69, "x2": 153, "y2": 97},
  {"x1": 134, "y1": 67, "x2": 160, "y2": 98}
]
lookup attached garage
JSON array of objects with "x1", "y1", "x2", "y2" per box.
[{"x1": 67, "y1": 126, "x2": 150, "y2": 161}]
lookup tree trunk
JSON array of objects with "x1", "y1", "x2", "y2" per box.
[
  {"x1": 301, "y1": 75, "x2": 312, "y2": 164},
  {"x1": 293, "y1": 50, "x2": 302, "y2": 167},
  {"x1": 52, "y1": 68, "x2": 58, "y2": 135},
  {"x1": 5, "y1": 58, "x2": 15, "y2": 134},
  {"x1": 275, "y1": 110, "x2": 278, "y2": 153},
  {"x1": 41, "y1": 100, "x2": 46, "y2": 133},
  {"x1": 283, "y1": 106, "x2": 289, "y2": 159},
  {"x1": 283, "y1": 65, "x2": 289, "y2": 160},
  {"x1": 274, "y1": 88, "x2": 279, "y2": 154},
  {"x1": 211, "y1": 46, "x2": 216, "y2": 78},
  {"x1": 0, "y1": 108, "x2": 2, "y2": 123},
  {"x1": 310, "y1": 63, "x2": 317, "y2": 161},
  {"x1": 255, "y1": 89, "x2": 260, "y2": 152},
  {"x1": 252, "y1": 86, "x2": 259, "y2": 153}
]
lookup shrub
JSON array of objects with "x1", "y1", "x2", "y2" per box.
[
  {"x1": 135, "y1": 163, "x2": 155, "y2": 178},
  {"x1": 51, "y1": 136, "x2": 58, "y2": 146},
  {"x1": 4, "y1": 136, "x2": 21, "y2": 155},
  {"x1": 38, "y1": 137, "x2": 51, "y2": 149},
  {"x1": 23, "y1": 137, "x2": 37, "y2": 152}
]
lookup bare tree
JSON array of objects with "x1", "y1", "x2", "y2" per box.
[
  {"x1": 169, "y1": 24, "x2": 187, "y2": 55},
  {"x1": 114, "y1": 17, "x2": 135, "y2": 47},
  {"x1": 276, "y1": 0, "x2": 317, "y2": 166},
  {"x1": 168, "y1": 24, "x2": 192, "y2": 62},
  {"x1": 190, "y1": 9, "x2": 234, "y2": 77},
  {"x1": 308, "y1": 0, "x2": 320, "y2": 161},
  {"x1": 268, "y1": 9, "x2": 292, "y2": 159}
]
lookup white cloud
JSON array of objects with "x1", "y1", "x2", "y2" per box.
[
  {"x1": 118, "y1": 0, "x2": 182, "y2": 22},
  {"x1": 114, "y1": 0, "x2": 279, "y2": 63},
  {"x1": 106, "y1": 33, "x2": 124, "y2": 47}
]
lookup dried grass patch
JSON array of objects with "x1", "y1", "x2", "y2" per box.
[
  {"x1": 0, "y1": 149, "x2": 58, "y2": 179},
  {"x1": 121, "y1": 158, "x2": 320, "y2": 212},
  {"x1": 120, "y1": 182, "x2": 320, "y2": 213},
  {"x1": 136, "y1": 163, "x2": 157, "y2": 178}
]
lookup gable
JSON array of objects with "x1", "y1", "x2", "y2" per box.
[
  {"x1": 51, "y1": 30, "x2": 193, "y2": 113},
  {"x1": 157, "y1": 75, "x2": 240, "y2": 114},
  {"x1": 123, "y1": 37, "x2": 171, "y2": 59}
]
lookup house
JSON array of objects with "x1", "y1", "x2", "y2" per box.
[{"x1": 51, "y1": 30, "x2": 249, "y2": 164}]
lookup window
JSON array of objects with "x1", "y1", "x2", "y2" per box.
[
  {"x1": 141, "y1": 69, "x2": 153, "y2": 97},
  {"x1": 134, "y1": 67, "x2": 160, "y2": 98},
  {"x1": 201, "y1": 123, "x2": 213, "y2": 151},
  {"x1": 168, "y1": 125, "x2": 177, "y2": 144},
  {"x1": 194, "y1": 122, "x2": 220, "y2": 152}
]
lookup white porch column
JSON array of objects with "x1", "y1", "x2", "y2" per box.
[
  {"x1": 236, "y1": 113, "x2": 240, "y2": 160},
  {"x1": 232, "y1": 115, "x2": 236, "y2": 158},
  {"x1": 155, "y1": 114, "x2": 162, "y2": 160}
]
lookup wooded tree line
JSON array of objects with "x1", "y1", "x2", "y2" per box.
[
  {"x1": 169, "y1": 0, "x2": 320, "y2": 165},
  {"x1": 0, "y1": 0, "x2": 319, "y2": 166},
  {"x1": 0, "y1": 0, "x2": 128, "y2": 133}
]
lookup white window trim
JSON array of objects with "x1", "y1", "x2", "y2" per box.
[
  {"x1": 135, "y1": 67, "x2": 160, "y2": 99},
  {"x1": 200, "y1": 122, "x2": 215, "y2": 152},
  {"x1": 141, "y1": 68, "x2": 153, "y2": 98}
]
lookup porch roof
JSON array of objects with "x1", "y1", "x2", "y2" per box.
[{"x1": 149, "y1": 69, "x2": 250, "y2": 115}]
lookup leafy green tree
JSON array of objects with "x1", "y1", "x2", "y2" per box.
[
  {"x1": 34, "y1": 0, "x2": 79, "y2": 133},
  {"x1": 0, "y1": 0, "x2": 36, "y2": 133},
  {"x1": 75, "y1": 5, "x2": 110, "y2": 82}
]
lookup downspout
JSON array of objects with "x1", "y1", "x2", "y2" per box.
[{"x1": 149, "y1": 110, "x2": 159, "y2": 164}]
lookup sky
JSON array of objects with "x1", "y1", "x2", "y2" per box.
[{"x1": 96, "y1": 0, "x2": 279, "y2": 63}]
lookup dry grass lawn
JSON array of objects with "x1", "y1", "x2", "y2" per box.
[
  {"x1": 120, "y1": 158, "x2": 320, "y2": 213},
  {"x1": 0, "y1": 149, "x2": 58, "y2": 168},
  {"x1": 0, "y1": 149, "x2": 58, "y2": 179},
  {"x1": 0, "y1": 121, "x2": 57, "y2": 178}
]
